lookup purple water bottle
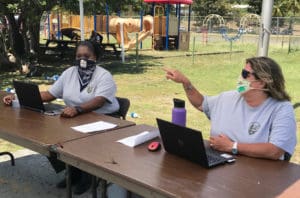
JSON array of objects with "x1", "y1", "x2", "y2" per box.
[{"x1": 172, "y1": 98, "x2": 186, "y2": 127}]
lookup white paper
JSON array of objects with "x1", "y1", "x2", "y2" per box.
[
  {"x1": 71, "y1": 121, "x2": 117, "y2": 133},
  {"x1": 117, "y1": 130, "x2": 160, "y2": 147}
]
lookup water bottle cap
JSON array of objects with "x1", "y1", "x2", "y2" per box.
[{"x1": 173, "y1": 98, "x2": 185, "y2": 108}]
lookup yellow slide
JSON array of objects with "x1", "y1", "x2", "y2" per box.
[{"x1": 124, "y1": 31, "x2": 152, "y2": 50}]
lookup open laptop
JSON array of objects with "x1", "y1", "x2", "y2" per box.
[
  {"x1": 156, "y1": 118, "x2": 230, "y2": 168},
  {"x1": 13, "y1": 80, "x2": 64, "y2": 115}
]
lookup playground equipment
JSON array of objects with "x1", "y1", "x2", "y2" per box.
[
  {"x1": 152, "y1": 5, "x2": 180, "y2": 50},
  {"x1": 202, "y1": 13, "x2": 261, "y2": 42},
  {"x1": 240, "y1": 14, "x2": 261, "y2": 34},
  {"x1": 144, "y1": 0, "x2": 193, "y2": 50},
  {"x1": 97, "y1": 15, "x2": 153, "y2": 50},
  {"x1": 47, "y1": 0, "x2": 194, "y2": 51},
  {"x1": 47, "y1": 13, "x2": 153, "y2": 50}
]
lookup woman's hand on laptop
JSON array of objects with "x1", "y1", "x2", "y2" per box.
[
  {"x1": 60, "y1": 106, "x2": 79, "y2": 118},
  {"x1": 3, "y1": 94, "x2": 15, "y2": 106}
]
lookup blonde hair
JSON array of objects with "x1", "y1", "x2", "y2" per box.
[{"x1": 246, "y1": 57, "x2": 291, "y2": 101}]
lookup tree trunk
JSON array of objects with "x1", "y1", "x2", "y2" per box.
[
  {"x1": 5, "y1": 14, "x2": 24, "y2": 66},
  {"x1": 28, "y1": 12, "x2": 43, "y2": 57}
]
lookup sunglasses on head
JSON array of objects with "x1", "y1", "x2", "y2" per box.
[{"x1": 241, "y1": 69, "x2": 257, "y2": 79}]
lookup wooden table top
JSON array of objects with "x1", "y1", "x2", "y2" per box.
[
  {"x1": 0, "y1": 91, "x2": 135, "y2": 154},
  {"x1": 57, "y1": 124, "x2": 300, "y2": 198}
]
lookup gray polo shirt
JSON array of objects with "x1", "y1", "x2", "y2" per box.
[
  {"x1": 49, "y1": 66, "x2": 119, "y2": 114},
  {"x1": 202, "y1": 90, "x2": 297, "y2": 155}
]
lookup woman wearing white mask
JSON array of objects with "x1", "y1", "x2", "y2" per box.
[
  {"x1": 3, "y1": 41, "x2": 119, "y2": 117},
  {"x1": 163, "y1": 57, "x2": 296, "y2": 161},
  {"x1": 3, "y1": 41, "x2": 119, "y2": 195}
]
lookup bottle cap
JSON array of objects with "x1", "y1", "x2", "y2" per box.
[{"x1": 173, "y1": 98, "x2": 185, "y2": 108}]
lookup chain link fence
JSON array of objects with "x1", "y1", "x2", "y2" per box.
[{"x1": 179, "y1": 15, "x2": 300, "y2": 53}]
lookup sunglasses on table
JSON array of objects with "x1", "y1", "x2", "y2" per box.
[{"x1": 241, "y1": 69, "x2": 258, "y2": 79}]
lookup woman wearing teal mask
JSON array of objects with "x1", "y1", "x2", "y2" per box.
[{"x1": 164, "y1": 57, "x2": 296, "y2": 161}]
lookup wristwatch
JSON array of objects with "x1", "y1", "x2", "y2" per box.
[
  {"x1": 75, "y1": 106, "x2": 83, "y2": 114},
  {"x1": 232, "y1": 142, "x2": 238, "y2": 155}
]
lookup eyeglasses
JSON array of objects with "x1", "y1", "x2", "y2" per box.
[{"x1": 241, "y1": 69, "x2": 257, "y2": 79}]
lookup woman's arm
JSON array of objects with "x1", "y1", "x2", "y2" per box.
[
  {"x1": 61, "y1": 96, "x2": 106, "y2": 118},
  {"x1": 164, "y1": 68, "x2": 204, "y2": 111},
  {"x1": 209, "y1": 134, "x2": 285, "y2": 160},
  {"x1": 40, "y1": 91, "x2": 56, "y2": 102}
]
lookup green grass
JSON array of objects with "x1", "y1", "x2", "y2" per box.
[{"x1": 1, "y1": 39, "x2": 300, "y2": 163}]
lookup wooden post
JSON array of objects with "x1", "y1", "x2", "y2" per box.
[{"x1": 192, "y1": 36, "x2": 195, "y2": 64}]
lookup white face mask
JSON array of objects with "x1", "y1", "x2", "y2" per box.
[
  {"x1": 80, "y1": 59, "x2": 87, "y2": 68},
  {"x1": 236, "y1": 76, "x2": 268, "y2": 93},
  {"x1": 236, "y1": 76, "x2": 252, "y2": 93}
]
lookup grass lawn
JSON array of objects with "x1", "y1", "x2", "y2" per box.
[{"x1": 1, "y1": 39, "x2": 300, "y2": 163}]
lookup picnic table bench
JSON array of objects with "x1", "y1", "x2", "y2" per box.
[
  {"x1": 42, "y1": 39, "x2": 120, "y2": 58},
  {"x1": 42, "y1": 39, "x2": 78, "y2": 58},
  {"x1": 100, "y1": 43, "x2": 120, "y2": 58}
]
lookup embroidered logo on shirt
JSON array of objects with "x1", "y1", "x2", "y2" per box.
[
  {"x1": 87, "y1": 86, "x2": 93, "y2": 93},
  {"x1": 248, "y1": 122, "x2": 260, "y2": 135}
]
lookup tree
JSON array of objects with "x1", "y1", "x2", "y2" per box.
[
  {"x1": 0, "y1": 0, "x2": 58, "y2": 69},
  {"x1": 193, "y1": 0, "x2": 231, "y2": 17},
  {"x1": 273, "y1": 1, "x2": 288, "y2": 17},
  {"x1": 0, "y1": 0, "x2": 140, "y2": 70},
  {"x1": 247, "y1": 0, "x2": 262, "y2": 14},
  {"x1": 287, "y1": 0, "x2": 300, "y2": 16}
]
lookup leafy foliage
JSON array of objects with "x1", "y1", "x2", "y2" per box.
[{"x1": 192, "y1": 0, "x2": 231, "y2": 17}]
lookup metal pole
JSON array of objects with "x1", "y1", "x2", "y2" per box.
[
  {"x1": 230, "y1": 40, "x2": 233, "y2": 60},
  {"x1": 276, "y1": 17, "x2": 279, "y2": 35},
  {"x1": 177, "y1": 4, "x2": 181, "y2": 49},
  {"x1": 47, "y1": 12, "x2": 51, "y2": 39},
  {"x1": 105, "y1": 3, "x2": 110, "y2": 42},
  {"x1": 66, "y1": 165, "x2": 72, "y2": 198},
  {"x1": 188, "y1": 5, "x2": 191, "y2": 32},
  {"x1": 136, "y1": 33, "x2": 139, "y2": 67},
  {"x1": 165, "y1": 4, "x2": 170, "y2": 50},
  {"x1": 120, "y1": 22, "x2": 125, "y2": 63},
  {"x1": 140, "y1": 9, "x2": 143, "y2": 49},
  {"x1": 257, "y1": 0, "x2": 274, "y2": 56},
  {"x1": 151, "y1": 3, "x2": 155, "y2": 16},
  {"x1": 57, "y1": 11, "x2": 61, "y2": 40},
  {"x1": 79, "y1": 0, "x2": 85, "y2": 41},
  {"x1": 94, "y1": 14, "x2": 97, "y2": 32}
]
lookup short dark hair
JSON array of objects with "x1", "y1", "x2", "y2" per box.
[{"x1": 76, "y1": 40, "x2": 101, "y2": 60}]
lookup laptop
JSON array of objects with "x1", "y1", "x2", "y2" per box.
[
  {"x1": 13, "y1": 80, "x2": 64, "y2": 115},
  {"x1": 156, "y1": 118, "x2": 230, "y2": 168}
]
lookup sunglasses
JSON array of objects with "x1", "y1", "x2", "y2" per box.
[{"x1": 241, "y1": 69, "x2": 257, "y2": 79}]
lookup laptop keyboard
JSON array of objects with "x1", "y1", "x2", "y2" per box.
[
  {"x1": 206, "y1": 148, "x2": 227, "y2": 165},
  {"x1": 44, "y1": 103, "x2": 64, "y2": 111}
]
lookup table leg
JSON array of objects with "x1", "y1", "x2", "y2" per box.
[
  {"x1": 91, "y1": 176, "x2": 98, "y2": 198},
  {"x1": 99, "y1": 179, "x2": 107, "y2": 198},
  {"x1": 0, "y1": 152, "x2": 15, "y2": 166},
  {"x1": 66, "y1": 165, "x2": 72, "y2": 198}
]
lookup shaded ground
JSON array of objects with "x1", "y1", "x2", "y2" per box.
[{"x1": 0, "y1": 149, "x2": 134, "y2": 198}]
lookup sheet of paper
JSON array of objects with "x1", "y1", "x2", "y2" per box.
[
  {"x1": 117, "y1": 130, "x2": 160, "y2": 147},
  {"x1": 71, "y1": 121, "x2": 117, "y2": 133}
]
